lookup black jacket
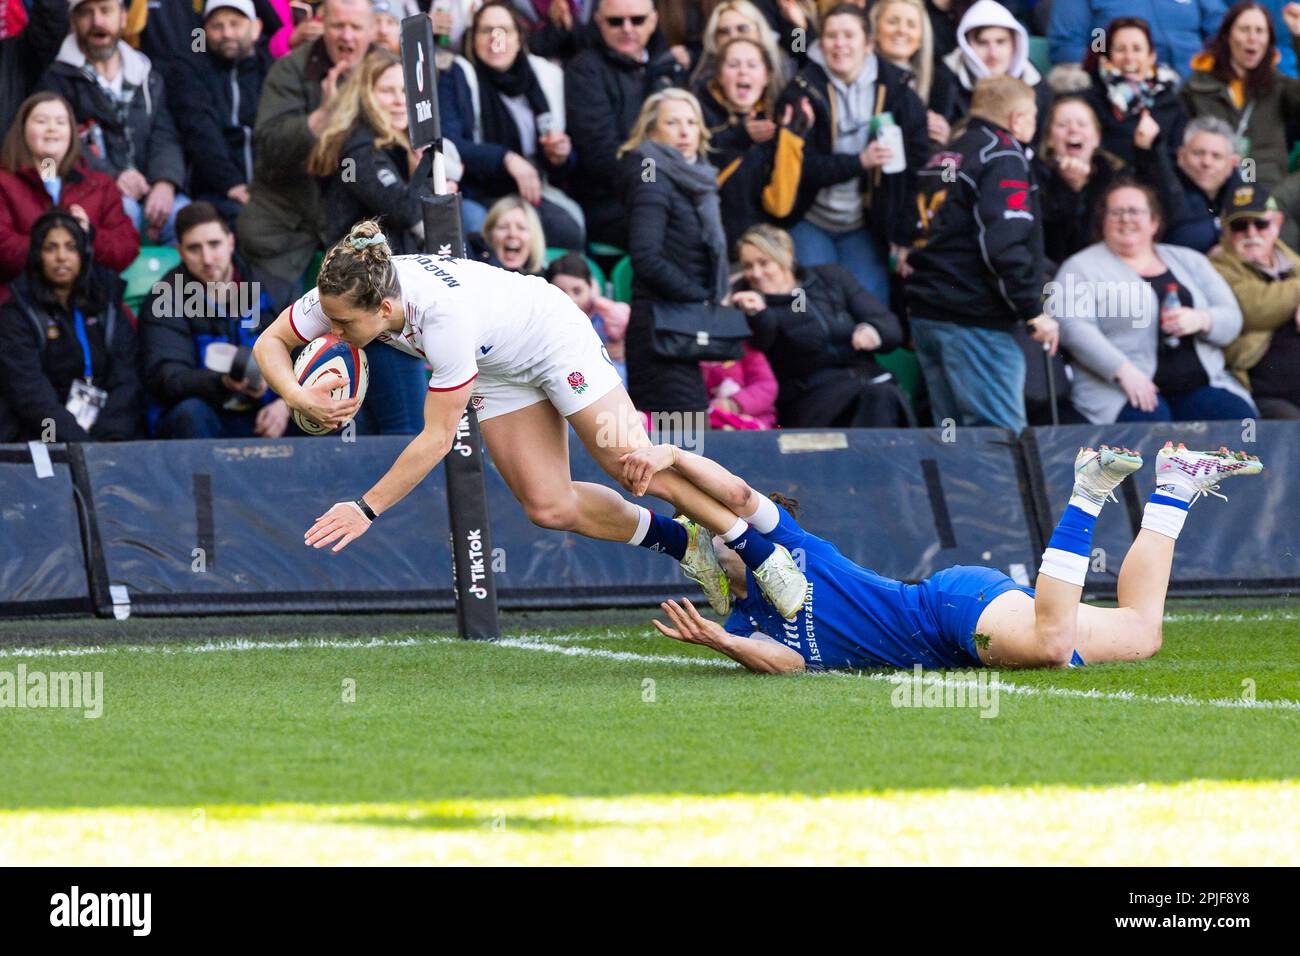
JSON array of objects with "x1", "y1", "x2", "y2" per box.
[
  {"x1": 563, "y1": 30, "x2": 688, "y2": 246},
  {"x1": 1162, "y1": 165, "x2": 1247, "y2": 255},
  {"x1": 0, "y1": 273, "x2": 141, "y2": 442},
  {"x1": 0, "y1": 0, "x2": 67, "y2": 136},
  {"x1": 138, "y1": 260, "x2": 293, "y2": 411},
  {"x1": 0, "y1": 389, "x2": 16, "y2": 442},
  {"x1": 38, "y1": 52, "x2": 188, "y2": 189},
  {"x1": 1033, "y1": 143, "x2": 1175, "y2": 268},
  {"x1": 170, "y1": 46, "x2": 272, "y2": 199},
  {"x1": 137, "y1": 0, "x2": 281, "y2": 67},
  {"x1": 743, "y1": 263, "x2": 902, "y2": 411},
  {"x1": 321, "y1": 122, "x2": 434, "y2": 254},
  {"x1": 907, "y1": 117, "x2": 1045, "y2": 332},
  {"x1": 696, "y1": 81, "x2": 807, "y2": 249},
  {"x1": 624, "y1": 151, "x2": 719, "y2": 412},
  {"x1": 776, "y1": 54, "x2": 930, "y2": 251},
  {"x1": 1081, "y1": 66, "x2": 1187, "y2": 168},
  {"x1": 626, "y1": 153, "x2": 718, "y2": 304}
]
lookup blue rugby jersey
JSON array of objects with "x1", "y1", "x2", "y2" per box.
[{"x1": 722, "y1": 505, "x2": 984, "y2": 671}]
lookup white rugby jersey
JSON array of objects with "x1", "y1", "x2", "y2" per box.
[{"x1": 287, "y1": 254, "x2": 577, "y2": 391}]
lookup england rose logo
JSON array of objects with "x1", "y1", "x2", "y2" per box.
[{"x1": 567, "y1": 371, "x2": 587, "y2": 394}]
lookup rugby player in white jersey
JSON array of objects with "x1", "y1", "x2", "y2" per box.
[{"x1": 251, "y1": 220, "x2": 809, "y2": 618}]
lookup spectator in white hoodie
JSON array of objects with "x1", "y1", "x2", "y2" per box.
[{"x1": 933, "y1": 0, "x2": 1054, "y2": 140}]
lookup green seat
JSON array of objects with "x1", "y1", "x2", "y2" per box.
[
  {"x1": 121, "y1": 245, "x2": 181, "y2": 311},
  {"x1": 586, "y1": 241, "x2": 626, "y2": 261},
  {"x1": 303, "y1": 250, "x2": 324, "y2": 289},
  {"x1": 543, "y1": 246, "x2": 607, "y2": 294},
  {"x1": 876, "y1": 347, "x2": 921, "y2": 410},
  {"x1": 1288, "y1": 141, "x2": 1300, "y2": 174},
  {"x1": 1027, "y1": 35, "x2": 1051, "y2": 78},
  {"x1": 610, "y1": 255, "x2": 633, "y2": 304}
]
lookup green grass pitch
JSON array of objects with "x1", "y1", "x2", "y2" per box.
[{"x1": 0, "y1": 601, "x2": 1297, "y2": 865}]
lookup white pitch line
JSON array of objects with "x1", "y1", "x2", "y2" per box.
[
  {"x1": 1162, "y1": 611, "x2": 1299, "y2": 623},
  {"x1": 0, "y1": 632, "x2": 1295, "y2": 712},
  {"x1": 497, "y1": 636, "x2": 739, "y2": 668},
  {"x1": 0, "y1": 635, "x2": 453, "y2": 659},
  {"x1": 501, "y1": 638, "x2": 1300, "y2": 711},
  {"x1": 833, "y1": 669, "x2": 1300, "y2": 712}
]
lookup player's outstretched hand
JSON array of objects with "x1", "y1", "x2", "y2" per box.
[
  {"x1": 305, "y1": 501, "x2": 372, "y2": 553},
  {"x1": 295, "y1": 379, "x2": 360, "y2": 431},
  {"x1": 619, "y1": 444, "x2": 676, "y2": 497},
  {"x1": 652, "y1": 598, "x2": 727, "y2": 649}
]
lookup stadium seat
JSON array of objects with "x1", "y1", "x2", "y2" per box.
[
  {"x1": 121, "y1": 245, "x2": 181, "y2": 312},
  {"x1": 586, "y1": 241, "x2": 627, "y2": 278},
  {"x1": 1028, "y1": 35, "x2": 1050, "y2": 78},
  {"x1": 303, "y1": 250, "x2": 324, "y2": 290},
  {"x1": 543, "y1": 247, "x2": 608, "y2": 295},
  {"x1": 876, "y1": 347, "x2": 921, "y2": 410},
  {"x1": 611, "y1": 255, "x2": 633, "y2": 303},
  {"x1": 587, "y1": 241, "x2": 626, "y2": 261}
]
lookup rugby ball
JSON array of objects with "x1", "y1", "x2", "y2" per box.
[{"x1": 292, "y1": 335, "x2": 369, "y2": 435}]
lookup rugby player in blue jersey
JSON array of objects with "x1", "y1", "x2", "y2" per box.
[{"x1": 621, "y1": 440, "x2": 1263, "y2": 674}]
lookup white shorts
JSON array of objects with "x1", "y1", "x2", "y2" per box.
[{"x1": 469, "y1": 309, "x2": 623, "y2": 422}]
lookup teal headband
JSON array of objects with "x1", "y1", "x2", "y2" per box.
[{"x1": 349, "y1": 233, "x2": 387, "y2": 251}]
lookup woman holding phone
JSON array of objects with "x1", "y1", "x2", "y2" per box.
[{"x1": 436, "y1": 0, "x2": 585, "y2": 249}]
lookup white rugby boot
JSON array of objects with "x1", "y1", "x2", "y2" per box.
[
  {"x1": 1155, "y1": 441, "x2": 1264, "y2": 505},
  {"x1": 1071, "y1": 444, "x2": 1144, "y2": 508},
  {"x1": 752, "y1": 544, "x2": 808, "y2": 621}
]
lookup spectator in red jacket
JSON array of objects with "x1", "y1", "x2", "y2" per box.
[{"x1": 0, "y1": 91, "x2": 139, "y2": 294}]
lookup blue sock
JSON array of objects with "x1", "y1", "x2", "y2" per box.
[
  {"x1": 1047, "y1": 504, "x2": 1097, "y2": 556},
  {"x1": 636, "y1": 512, "x2": 688, "y2": 561},
  {"x1": 725, "y1": 525, "x2": 776, "y2": 571},
  {"x1": 1039, "y1": 504, "x2": 1096, "y2": 587}
]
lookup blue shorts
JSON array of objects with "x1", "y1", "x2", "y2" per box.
[{"x1": 918, "y1": 565, "x2": 1036, "y2": 667}]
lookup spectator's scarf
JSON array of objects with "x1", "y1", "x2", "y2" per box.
[
  {"x1": 637, "y1": 139, "x2": 730, "y2": 300},
  {"x1": 1099, "y1": 61, "x2": 1180, "y2": 121},
  {"x1": 474, "y1": 53, "x2": 551, "y2": 156}
]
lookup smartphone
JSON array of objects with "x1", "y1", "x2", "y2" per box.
[{"x1": 291, "y1": 1, "x2": 314, "y2": 26}]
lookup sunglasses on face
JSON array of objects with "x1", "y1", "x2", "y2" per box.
[
  {"x1": 603, "y1": 14, "x2": 649, "y2": 27},
  {"x1": 717, "y1": 23, "x2": 755, "y2": 37},
  {"x1": 1229, "y1": 217, "x2": 1270, "y2": 233}
]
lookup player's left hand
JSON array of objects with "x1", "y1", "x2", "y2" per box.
[
  {"x1": 305, "y1": 501, "x2": 372, "y2": 553},
  {"x1": 619, "y1": 444, "x2": 675, "y2": 497},
  {"x1": 652, "y1": 598, "x2": 727, "y2": 649}
]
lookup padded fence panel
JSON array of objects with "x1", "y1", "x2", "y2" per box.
[
  {"x1": 702, "y1": 428, "x2": 1039, "y2": 583},
  {"x1": 80, "y1": 438, "x2": 455, "y2": 615},
  {"x1": 480, "y1": 428, "x2": 1038, "y2": 608},
  {"x1": 481, "y1": 437, "x2": 690, "y2": 608},
  {"x1": 73, "y1": 428, "x2": 1041, "y2": 616},
  {"x1": 1031, "y1": 422, "x2": 1298, "y2": 595},
  {"x1": 0, "y1": 445, "x2": 90, "y2": 617}
]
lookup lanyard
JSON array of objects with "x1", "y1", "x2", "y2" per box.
[{"x1": 72, "y1": 308, "x2": 94, "y2": 384}]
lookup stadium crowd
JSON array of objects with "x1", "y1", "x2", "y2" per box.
[{"x1": 0, "y1": 0, "x2": 1298, "y2": 443}]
